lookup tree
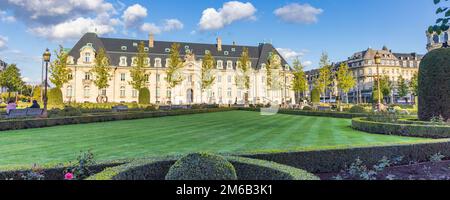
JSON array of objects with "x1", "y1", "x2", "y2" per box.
[
  {"x1": 428, "y1": 0, "x2": 450, "y2": 34},
  {"x1": 236, "y1": 47, "x2": 251, "y2": 103},
  {"x1": 374, "y1": 75, "x2": 392, "y2": 103},
  {"x1": 291, "y1": 58, "x2": 308, "y2": 104},
  {"x1": 50, "y1": 45, "x2": 72, "y2": 89},
  {"x1": 265, "y1": 50, "x2": 282, "y2": 101},
  {"x1": 165, "y1": 43, "x2": 184, "y2": 104},
  {"x1": 316, "y1": 52, "x2": 333, "y2": 103},
  {"x1": 32, "y1": 85, "x2": 42, "y2": 102},
  {"x1": 397, "y1": 75, "x2": 409, "y2": 103},
  {"x1": 372, "y1": 89, "x2": 383, "y2": 103},
  {"x1": 129, "y1": 41, "x2": 148, "y2": 92},
  {"x1": 91, "y1": 47, "x2": 111, "y2": 101},
  {"x1": 200, "y1": 51, "x2": 216, "y2": 103},
  {"x1": 336, "y1": 63, "x2": 356, "y2": 104},
  {"x1": 410, "y1": 72, "x2": 419, "y2": 105},
  {"x1": 0, "y1": 64, "x2": 24, "y2": 99}
]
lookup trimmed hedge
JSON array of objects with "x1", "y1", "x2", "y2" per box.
[
  {"x1": 240, "y1": 140, "x2": 450, "y2": 173},
  {"x1": 238, "y1": 108, "x2": 367, "y2": 119},
  {"x1": 227, "y1": 156, "x2": 319, "y2": 180},
  {"x1": 0, "y1": 108, "x2": 236, "y2": 131},
  {"x1": 87, "y1": 155, "x2": 318, "y2": 180},
  {"x1": 166, "y1": 153, "x2": 237, "y2": 180},
  {"x1": 352, "y1": 117, "x2": 450, "y2": 139},
  {"x1": 48, "y1": 88, "x2": 63, "y2": 105}
]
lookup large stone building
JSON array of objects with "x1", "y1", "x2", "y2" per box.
[
  {"x1": 306, "y1": 46, "x2": 423, "y2": 103},
  {"x1": 63, "y1": 33, "x2": 295, "y2": 105}
]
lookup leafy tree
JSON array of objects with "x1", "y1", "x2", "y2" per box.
[
  {"x1": 336, "y1": 63, "x2": 356, "y2": 104},
  {"x1": 139, "y1": 88, "x2": 150, "y2": 104},
  {"x1": 165, "y1": 43, "x2": 184, "y2": 104},
  {"x1": 235, "y1": 47, "x2": 251, "y2": 103},
  {"x1": 428, "y1": 0, "x2": 450, "y2": 34},
  {"x1": 91, "y1": 48, "x2": 111, "y2": 99},
  {"x1": 397, "y1": 75, "x2": 409, "y2": 103},
  {"x1": 32, "y1": 85, "x2": 42, "y2": 102},
  {"x1": 372, "y1": 89, "x2": 383, "y2": 103},
  {"x1": 50, "y1": 45, "x2": 72, "y2": 89},
  {"x1": 129, "y1": 41, "x2": 148, "y2": 91},
  {"x1": 0, "y1": 64, "x2": 24, "y2": 99},
  {"x1": 200, "y1": 51, "x2": 216, "y2": 103},
  {"x1": 316, "y1": 52, "x2": 332, "y2": 102},
  {"x1": 374, "y1": 75, "x2": 392, "y2": 103},
  {"x1": 291, "y1": 58, "x2": 308, "y2": 103},
  {"x1": 410, "y1": 72, "x2": 419, "y2": 106},
  {"x1": 265, "y1": 50, "x2": 282, "y2": 101}
]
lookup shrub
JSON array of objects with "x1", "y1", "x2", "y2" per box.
[
  {"x1": 65, "y1": 150, "x2": 96, "y2": 180},
  {"x1": 419, "y1": 48, "x2": 450, "y2": 121},
  {"x1": 32, "y1": 86, "x2": 42, "y2": 103},
  {"x1": 48, "y1": 88, "x2": 63, "y2": 105},
  {"x1": 372, "y1": 89, "x2": 383, "y2": 103},
  {"x1": 349, "y1": 105, "x2": 366, "y2": 113},
  {"x1": 311, "y1": 88, "x2": 320, "y2": 103},
  {"x1": 302, "y1": 106, "x2": 313, "y2": 111},
  {"x1": 165, "y1": 153, "x2": 237, "y2": 180},
  {"x1": 49, "y1": 106, "x2": 82, "y2": 117},
  {"x1": 138, "y1": 88, "x2": 150, "y2": 105}
]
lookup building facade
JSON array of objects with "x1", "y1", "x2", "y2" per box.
[
  {"x1": 426, "y1": 30, "x2": 450, "y2": 51},
  {"x1": 0, "y1": 59, "x2": 7, "y2": 95},
  {"x1": 306, "y1": 46, "x2": 422, "y2": 103},
  {"x1": 63, "y1": 33, "x2": 295, "y2": 105}
]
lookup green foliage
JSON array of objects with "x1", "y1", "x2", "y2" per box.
[
  {"x1": 165, "y1": 153, "x2": 237, "y2": 180},
  {"x1": 91, "y1": 48, "x2": 111, "y2": 90},
  {"x1": 0, "y1": 64, "x2": 24, "y2": 96},
  {"x1": 138, "y1": 88, "x2": 150, "y2": 104},
  {"x1": 166, "y1": 43, "x2": 184, "y2": 89},
  {"x1": 265, "y1": 49, "x2": 282, "y2": 90},
  {"x1": 410, "y1": 72, "x2": 419, "y2": 96},
  {"x1": 49, "y1": 106, "x2": 82, "y2": 117},
  {"x1": 311, "y1": 88, "x2": 321, "y2": 103},
  {"x1": 397, "y1": 75, "x2": 409, "y2": 99},
  {"x1": 32, "y1": 86, "x2": 42, "y2": 102},
  {"x1": 236, "y1": 47, "x2": 251, "y2": 90},
  {"x1": 48, "y1": 88, "x2": 63, "y2": 105},
  {"x1": 291, "y1": 58, "x2": 308, "y2": 99},
  {"x1": 200, "y1": 52, "x2": 216, "y2": 103},
  {"x1": 302, "y1": 106, "x2": 313, "y2": 111},
  {"x1": 315, "y1": 52, "x2": 333, "y2": 97},
  {"x1": 372, "y1": 89, "x2": 383, "y2": 103},
  {"x1": 349, "y1": 105, "x2": 366, "y2": 113},
  {"x1": 428, "y1": 0, "x2": 450, "y2": 34},
  {"x1": 129, "y1": 42, "x2": 149, "y2": 90},
  {"x1": 49, "y1": 45, "x2": 71, "y2": 89},
  {"x1": 336, "y1": 63, "x2": 356, "y2": 103},
  {"x1": 418, "y1": 48, "x2": 450, "y2": 121},
  {"x1": 65, "y1": 150, "x2": 96, "y2": 180}
]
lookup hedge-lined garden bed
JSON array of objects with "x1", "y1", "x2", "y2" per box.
[
  {"x1": 238, "y1": 108, "x2": 368, "y2": 119},
  {"x1": 0, "y1": 108, "x2": 236, "y2": 131},
  {"x1": 352, "y1": 117, "x2": 450, "y2": 138},
  {"x1": 87, "y1": 156, "x2": 319, "y2": 180}
]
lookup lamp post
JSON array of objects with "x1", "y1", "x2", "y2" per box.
[
  {"x1": 374, "y1": 51, "x2": 382, "y2": 111},
  {"x1": 42, "y1": 48, "x2": 51, "y2": 117}
]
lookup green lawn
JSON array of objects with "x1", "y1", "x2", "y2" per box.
[{"x1": 0, "y1": 111, "x2": 432, "y2": 167}]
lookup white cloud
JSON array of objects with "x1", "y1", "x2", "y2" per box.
[
  {"x1": 0, "y1": 35, "x2": 8, "y2": 50},
  {"x1": 302, "y1": 61, "x2": 313, "y2": 67},
  {"x1": 122, "y1": 4, "x2": 147, "y2": 28},
  {"x1": 276, "y1": 48, "x2": 305, "y2": 61},
  {"x1": 162, "y1": 19, "x2": 184, "y2": 31},
  {"x1": 22, "y1": 77, "x2": 31, "y2": 82},
  {"x1": 29, "y1": 17, "x2": 116, "y2": 41},
  {"x1": 274, "y1": 3, "x2": 323, "y2": 24},
  {"x1": 140, "y1": 23, "x2": 161, "y2": 34},
  {"x1": 198, "y1": 1, "x2": 257, "y2": 31},
  {"x1": 0, "y1": 10, "x2": 16, "y2": 23}
]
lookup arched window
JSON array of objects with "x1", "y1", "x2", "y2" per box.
[
  {"x1": 83, "y1": 86, "x2": 90, "y2": 97},
  {"x1": 227, "y1": 61, "x2": 233, "y2": 69},
  {"x1": 217, "y1": 60, "x2": 223, "y2": 69},
  {"x1": 433, "y1": 34, "x2": 440, "y2": 44},
  {"x1": 120, "y1": 86, "x2": 126, "y2": 98},
  {"x1": 155, "y1": 58, "x2": 162, "y2": 68},
  {"x1": 119, "y1": 56, "x2": 127, "y2": 66}
]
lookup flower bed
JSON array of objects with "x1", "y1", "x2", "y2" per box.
[
  {"x1": 352, "y1": 117, "x2": 450, "y2": 138},
  {"x1": 0, "y1": 108, "x2": 236, "y2": 132}
]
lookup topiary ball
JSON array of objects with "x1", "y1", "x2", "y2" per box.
[
  {"x1": 418, "y1": 48, "x2": 450, "y2": 121},
  {"x1": 165, "y1": 153, "x2": 237, "y2": 180},
  {"x1": 349, "y1": 105, "x2": 366, "y2": 113}
]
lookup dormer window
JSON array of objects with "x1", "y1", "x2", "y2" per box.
[
  {"x1": 132, "y1": 57, "x2": 137, "y2": 66},
  {"x1": 231, "y1": 48, "x2": 236, "y2": 52},
  {"x1": 227, "y1": 61, "x2": 233, "y2": 69},
  {"x1": 144, "y1": 47, "x2": 149, "y2": 52},
  {"x1": 119, "y1": 56, "x2": 127, "y2": 66},
  {"x1": 133, "y1": 42, "x2": 138, "y2": 47},
  {"x1": 155, "y1": 58, "x2": 162, "y2": 68},
  {"x1": 144, "y1": 58, "x2": 150, "y2": 66},
  {"x1": 185, "y1": 49, "x2": 191, "y2": 54},
  {"x1": 165, "y1": 48, "x2": 170, "y2": 53},
  {"x1": 217, "y1": 60, "x2": 223, "y2": 69},
  {"x1": 121, "y1": 46, "x2": 127, "y2": 51},
  {"x1": 87, "y1": 43, "x2": 93, "y2": 47},
  {"x1": 84, "y1": 53, "x2": 91, "y2": 63},
  {"x1": 184, "y1": 45, "x2": 190, "y2": 49},
  {"x1": 224, "y1": 51, "x2": 229, "y2": 55},
  {"x1": 205, "y1": 50, "x2": 210, "y2": 54}
]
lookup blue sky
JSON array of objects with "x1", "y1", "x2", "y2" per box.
[{"x1": 0, "y1": 0, "x2": 438, "y2": 83}]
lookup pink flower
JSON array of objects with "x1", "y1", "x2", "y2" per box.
[{"x1": 64, "y1": 172, "x2": 74, "y2": 180}]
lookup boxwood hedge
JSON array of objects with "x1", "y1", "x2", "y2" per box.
[
  {"x1": 238, "y1": 108, "x2": 367, "y2": 119},
  {"x1": 352, "y1": 117, "x2": 450, "y2": 138}
]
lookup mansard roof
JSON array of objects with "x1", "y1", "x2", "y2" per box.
[{"x1": 68, "y1": 32, "x2": 290, "y2": 70}]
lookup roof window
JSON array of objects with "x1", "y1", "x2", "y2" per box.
[{"x1": 121, "y1": 46, "x2": 127, "y2": 51}]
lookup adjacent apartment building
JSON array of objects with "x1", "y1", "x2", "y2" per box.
[
  {"x1": 63, "y1": 33, "x2": 295, "y2": 105},
  {"x1": 0, "y1": 59, "x2": 7, "y2": 95},
  {"x1": 306, "y1": 46, "x2": 422, "y2": 103}
]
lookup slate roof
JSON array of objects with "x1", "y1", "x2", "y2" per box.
[
  {"x1": 0, "y1": 59, "x2": 7, "y2": 71},
  {"x1": 68, "y1": 32, "x2": 290, "y2": 70}
]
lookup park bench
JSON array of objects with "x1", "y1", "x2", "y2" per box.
[
  {"x1": 112, "y1": 105, "x2": 129, "y2": 112},
  {"x1": 6, "y1": 108, "x2": 43, "y2": 119},
  {"x1": 317, "y1": 106, "x2": 331, "y2": 112},
  {"x1": 158, "y1": 106, "x2": 171, "y2": 111}
]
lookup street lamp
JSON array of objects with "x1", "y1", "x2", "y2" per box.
[
  {"x1": 42, "y1": 48, "x2": 51, "y2": 117},
  {"x1": 374, "y1": 51, "x2": 382, "y2": 111}
]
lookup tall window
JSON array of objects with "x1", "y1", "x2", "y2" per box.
[
  {"x1": 227, "y1": 61, "x2": 233, "y2": 69},
  {"x1": 145, "y1": 74, "x2": 150, "y2": 82},
  {"x1": 66, "y1": 86, "x2": 72, "y2": 97},
  {"x1": 120, "y1": 57, "x2": 127, "y2": 66},
  {"x1": 84, "y1": 72, "x2": 91, "y2": 80},
  {"x1": 121, "y1": 73, "x2": 126, "y2": 81},
  {"x1": 84, "y1": 53, "x2": 91, "y2": 63},
  {"x1": 218, "y1": 75, "x2": 222, "y2": 83},
  {"x1": 83, "y1": 86, "x2": 90, "y2": 97},
  {"x1": 218, "y1": 87, "x2": 222, "y2": 98},
  {"x1": 217, "y1": 60, "x2": 223, "y2": 69},
  {"x1": 227, "y1": 88, "x2": 232, "y2": 97},
  {"x1": 120, "y1": 86, "x2": 126, "y2": 98},
  {"x1": 227, "y1": 75, "x2": 232, "y2": 83},
  {"x1": 188, "y1": 74, "x2": 193, "y2": 82},
  {"x1": 155, "y1": 58, "x2": 162, "y2": 68},
  {"x1": 156, "y1": 74, "x2": 160, "y2": 82},
  {"x1": 132, "y1": 89, "x2": 138, "y2": 98}
]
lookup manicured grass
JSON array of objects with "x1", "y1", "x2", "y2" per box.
[{"x1": 0, "y1": 111, "x2": 432, "y2": 167}]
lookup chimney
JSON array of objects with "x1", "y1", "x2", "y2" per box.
[
  {"x1": 149, "y1": 33, "x2": 154, "y2": 48},
  {"x1": 217, "y1": 36, "x2": 222, "y2": 51}
]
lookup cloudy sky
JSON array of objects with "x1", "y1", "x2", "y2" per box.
[{"x1": 0, "y1": 0, "x2": 438, "y2": 83}]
